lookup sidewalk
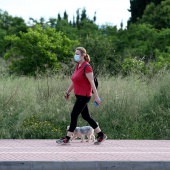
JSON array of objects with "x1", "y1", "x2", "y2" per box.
[{"x1": 0, "y1": 139, "x2": 170, "y2": 170}]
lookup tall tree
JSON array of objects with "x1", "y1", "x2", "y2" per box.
[
  {"x1": 0, "y1": 10, "x2": 12, "y2": 30},
  {"x1": 76, "y1": 9, "x2": 80, "y2": 29},
  {"x1": 48, "y1": 18, "x2": 57, "y2": 28},
  {"x1": 8, "y1": 17, "x2": 28, "y2": 35},
  {"x1": 128, "y1": 0, "x2": 163, "y2": 25},
  {"x1": 93, "y1": 12, "x2": 96, "y2": 22},
  {"x1": 57, "y1": 14, "x2": 61, "y2": 21},
  {"x1": 63, "y1": 11, "x2": 68, "y2": 22},
  {"x1": 72, "y1": 16, "x2": 76, "y2": 27},
  {"x1": 0, "y1": 10, "x2": 28, "y2": 36},
  {"x1": 80, "y1": 8, "x2": 87, "y2": 21},
  {"x1": 140, "y1": 0, "x2": 170, "y2": 29}
]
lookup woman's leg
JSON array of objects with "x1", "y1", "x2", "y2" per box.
[
  {"x1": 81, "y1": 102, "x2": 107, "y2": 145},
  {"x1": 81, "y1": 105, "x2": 98, "y2": 129},
  {"x1": 68, "y1": 95, "x2": 91, "y2": 134}
]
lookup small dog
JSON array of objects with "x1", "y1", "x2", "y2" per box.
[{"x1": 67, "y1": 126, "x2": 95, "y2": 142}]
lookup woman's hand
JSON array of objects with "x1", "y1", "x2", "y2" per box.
[
  {"x1": 65, "y1": 83, "x2": 74, "y2": 101},
  {"x1": 65, "y1": 92, "x2": 70, "y2": 100},
  {"x1": 94, "y1": 96, "x2": 101, "y2": 106}
]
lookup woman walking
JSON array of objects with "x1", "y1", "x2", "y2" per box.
[{"x1": 57, "y1": 47, "x2": 107, "y2": 145}]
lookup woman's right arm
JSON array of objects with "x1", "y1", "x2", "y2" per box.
[{"x1": 65, "y1": 83, "x2": 74, "y2": 100}]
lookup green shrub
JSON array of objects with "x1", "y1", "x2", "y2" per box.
[
  {"x1": 19, "y1": 116, "x2": 62, "y2": 139},
  {"x1": 122, "y1": 57, "x2": 147, "y2": 75}
]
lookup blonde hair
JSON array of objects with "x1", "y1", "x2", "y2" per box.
[{"x1": 76, "y1": 47, "x2": 90, "y2": 62}]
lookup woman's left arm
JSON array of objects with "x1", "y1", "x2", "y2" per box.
[{"x1": 86, "y1": 72, "x2": 101, "y2": 105}]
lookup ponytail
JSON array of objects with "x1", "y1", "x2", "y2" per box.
[{"x1": 84, "y1": 54, "x2": 90, "y2": 62}]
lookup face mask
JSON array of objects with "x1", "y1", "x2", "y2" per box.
[{"x1": 74, "y1": 54, "x2": 81, "y2": 62}]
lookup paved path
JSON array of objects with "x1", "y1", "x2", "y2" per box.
[{"x1": 0, "y1": 140, "x2": 170, "y2": 170}]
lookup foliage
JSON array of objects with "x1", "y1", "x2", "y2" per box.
[
  {"x1": 140, "y1": 0, "x2": 170, "y2": 29},
  {"x1": 79, "y1": 34, "x2": 122, "y2": 75},
  {"x1": 156, "y1": 28, "x2": 170, "y2": 51},
  {"x1": 0, "y1": 58, "x2": 9, "y2": 77},
  {"x1": 124, "y1": 24, "x2": 158, "y2": 60},
  {"x1": 4, "y1": 25, "x2": 78, "y2": 75},
  {"x1": 0, "y1": 74, "x2": 170, "y2": 139},
  {"x1": 0, "y1": 5, "x2": 170, "y2": 76},
  {"x1": 55, "y1": 8, "x2": 98, "y2": 40},
  {"x1": 0, "y1": 10, "x2": 28, "y2": 56},
  {"x1": 0, "y1": 10, "x2": 28, "y2": 35},
  {"x1": 55, "y1": 19, "x2": 78, "y2": 40},
  {"x1": 8, "y1": 17, "x2": 28, "y2": 35},
  {"x1": 20, "y1": 116, "x2": 62, "y2": 139},
  {"x1": 128, "y1": 0, "x2": 163, "y2": 25},
  {"x1": 122, "y1": 57, "x2": 147, "y2": 75},
  {"x1": 0, "y1": 28, "x2": 6, "y2": 56},
  {"x1": 150, "y1": 48, "x2": 170, "y2": 72}
]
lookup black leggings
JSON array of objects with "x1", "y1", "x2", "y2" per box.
[{"x1": 68, "y1": 95, "x2": 98, "y2": 132}]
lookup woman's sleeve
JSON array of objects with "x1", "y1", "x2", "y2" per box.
[{"x1": 85, "y1": 65, "x2": 93, "y2": 73}]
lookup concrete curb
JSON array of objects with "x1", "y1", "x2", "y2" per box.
[{"x1": 0, "y1": 161, "x2": 170, "y2": 170}]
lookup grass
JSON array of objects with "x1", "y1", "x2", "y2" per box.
[{"x1": 0, "y1": 71, "x2": 170, "y2": 139}]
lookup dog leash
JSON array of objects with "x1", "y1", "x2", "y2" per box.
[{"x1": 66, "y1": 100, "x2": 71, "y2": 115}]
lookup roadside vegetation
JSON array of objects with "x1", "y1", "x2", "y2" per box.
[
  {"x1": 0, "y1": 71, "x2": 169, "y2": 139},
  {"x1": 0, "y1": 0, "x2": 170, "y2": 139}
]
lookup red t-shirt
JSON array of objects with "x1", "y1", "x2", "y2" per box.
[{"x1": 71, "y1": 61, "x2": 93, "y2": 96}]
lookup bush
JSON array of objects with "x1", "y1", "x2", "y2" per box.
[
  {"x1": 122, "y1": 57, "x2": 147, "y2": 75},
  {"x1": 4, "y1": 25, "x2": 77, "y2": 76},
  {"x1": 19, "y1": 116, "x2": 62, "y2": 139}
]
